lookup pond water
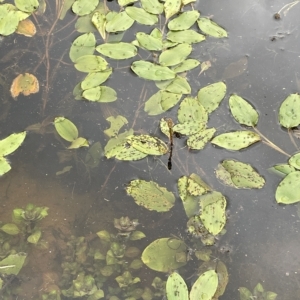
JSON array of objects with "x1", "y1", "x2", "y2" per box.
[{"x1": 1, "y1": 0, "x2": 300, "y2": 299}]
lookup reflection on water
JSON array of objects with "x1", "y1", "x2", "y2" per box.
[{"x1": 1, "y1": 0, "x2": 300, "y2": 299}]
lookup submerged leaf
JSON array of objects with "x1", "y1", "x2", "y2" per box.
[
  {"x1": 0, "y1": 253, "x2": 27, "y2": 275},
  {"x1": 275, "y1": 171, "x2": 300, "y2": 204},
  {"x1": 197, "y1": 18, "x2": 227, "y2": 38},
  {"x1": 91, "y1": 11, "x2": 106, "y2": 40},
  {"x1": 68, "y1": 137, "x2": 89, "y2": 149},
  {"x1": 0, "y1": 157, "x2": 11, "y2": 176},
  {"x1": 211, "y1": 131, "x2": 260, "y2": 150},
  {"x1": 269, "y1": 164, "x2": 295, "y2": 176},
  {"x1": 0, "y1": 132, "x2": 26, "y2": 157},
  {"x1": 126, "y1": 180, "x2": 175, "y2": 212},
  {"x1": 96, "y1": 42, "x2": 137, "y2": 59},
  {"x1": 278, "y1": 93, "x2": 300, "y2": 128},
  {"x1": 125, "y1": 7, "x2": 158, "y2": 25},
  {"x1": 229, "y1": 94, "x2": 259, "y2": 126},
  {"x1": 142, "y1": 238, "x2": 187, "y2": 272},
  {"x1": 166, "y1": 273, "x2": 189, "y2": 300}
]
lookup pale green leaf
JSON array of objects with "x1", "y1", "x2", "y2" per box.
[
  {"x1": 168, "y1": 11, "x2": 200, "y2": 30},
  {"x1": 172, "y1": 59, "x2": 200, "y2": 73},
  {"x1": 75, "y1": 55, "x2": 108, "y2": 72},
  {"x1": 125, "y1": 7, "x2": 158, "y2": 25},
  {"x1": 167, "y1": 30, "x2": 205, "y2": 44},
  {"x1": 105, "y1": 11, "x2": 134, "y2": 33},
  {"x1": 141, "y1": 0, "x2": 163, "y2": 14},
  {"x1": 187, "y1": 128, "x2": 216, "y2": 150},
  {"x1": 15, "y1": 0, "x2": 39, "y2": 13},
  {"x1": 54, "y1": 117, "x2": 78, "y2": 142},
  {"x1": 104, "y1": 116, "x2": 128, "y2": 137},
  {"x1": 96, "y1": 42, "x2": 137, "y2": 59},
  {"x1": 81, "y1": 69, "x2": 112, "y2": 90},
  {"x1": 159, "y1": 44, "x2": 192, "y2": 67},
  {"x1": 275, "y1": 171, "x2": 300, "y2": 204},
  {"x1": 166, "y1": 273, "x2": 189, "y2": 300},
  {"x1": 278, "y1": 93, "x2": 300, "y2": 128},
  {"x1": 0, "y1": 132, "x2": 26, "y2": 157},
  {"x1": 72, "y1": 0, "x2": 99, "y2": 16},
  {"x1": 0, "y1": 253, "x2": 27, "y2": 275},
  {"x1": 69, "y1": 33, "x2": 96, "y2": 63},
  {"x1": 197, "y1": 18, "x2": 228, "y2": 38},
  {"x1": 136, "y1": 32, "x2": 162, "y2": 51}
]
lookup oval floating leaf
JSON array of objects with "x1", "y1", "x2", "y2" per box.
[
  {"x1": 131, "y1": 61, "x2": 176, "y2": 81},
  {"x1": 15, "y1": 0, "x2": 39, "y2": 13},
  {"x1": 126, "y1": 180, "x2": 175, "y2": 212},
  {"x1": 211, "y1": 131, "x2": 261, "y2": 150},
  {"x1": 197, "y1": 18, "x2": 227, "y2": 38},
  {"x1": 172, "y1": 59, "x2": 200, "y2": 73},
  {"x1": 142, "y1": 238, "x2": 187, "y2": 272},
  {"x1": 136, "y1": 32, "x2": 162, "y2": 51},
  {"x1": 96, "y1": 42, "x2": 137, "y2": 59},
  {"x1": 187, "y1": 128, "x2": 216, "y2": 150},
  {"x1": 164, "y1": 0, "x2": 181, "y2": 19},
  {"x1": 141, "y1": 0, "x2": 163, "y2": 14},
  {"x1": 104, "y1": 115, "x2": 128, "y2": 137},
  {"x1": 0, "y1": 157, "x2": 11, "y2": 176},
  {"x1": 91, "y1": 11, "x2": 106, "y2": 40},
  {"x1": 168, "y1": 11, "x2": 200, "y2": 30},
  {"x1": 275, "y1": 171, "x2": 300, "y2": 204},
  {"x1": 278, "y1": 93, "x2": 300, "y2": 128},
  {"x1": 159, "y1": 44, "x2": 192, "y2": 67},
  {"x1": 69, "y1": 33, "x2": 96, "y2": 63},
  {"x1": 81, "y1": 69, "x2": 112, "y2": 90},
  {"x1": 164, "y1": 76, "x2": 191, "y2": 94},
  {"x1": 72, "y1": 0, "x2": 98, "y2": 16},
  {"x1": 0, "y1": 132, "x2": 26, "y2": 157},
  {"x1": 1, "y1": 224, "x2": 20, "y2": 235},
  {"x1": 167, "y1": 30, "x2": 205, "y2": 44},
  {"x1": 125, "y1": 7, "x2": 158, "y2": 25},
  {"x1": 54, "y1": 117, "x2": 78, "y2": 142},
  {"x1": 75, "y1": 55, "x2": 108, "y2": 72},
  {"x1": 197, "y1": 82, "x2": 226, "y2": 114},
  {"x1": 269, "y1": 164, "x2": 295, "y2": 176},
  {"x1": 10, "y1": 73, "x2": 39, "y2": 98},
  {"x1": 229, "y1": 94, "x2": 259, "y2": 126},
  {"x1": 68, "y1": 137, "x2": 89, "y2": 149},
  {"x1": 105, "y1": 11, "x2": 134, "y2": 33},
  {"x1": 288, "y1": 152, "x2": 300, "y2": 170},
  {"x1": 166, "y1": 272, "x2": 189, "y2": 300}
]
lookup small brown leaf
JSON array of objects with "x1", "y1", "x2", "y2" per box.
[{"x1": 10, "y1": 73, "x2": 39, "y2": 98}]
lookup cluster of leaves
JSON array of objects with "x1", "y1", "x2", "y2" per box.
[{"x1": 239, "y1": 282, "x2": 277, "y2": 300}]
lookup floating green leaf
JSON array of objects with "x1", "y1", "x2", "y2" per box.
[
  {"x1": 96, "y1": 42, "x2": 137, "y2": 59},
  {"x1": 1, "y1": 223, "x2": 20, "y2": 235},
  {"x1": 182, "y1": 0, "x2": 196, "y2": 4},
  {"x1": 190, "y1": 270, "x2": 218, "y2": 300},
  {"x1": 125, "y1": 7, "x2": 158, "y2": 25},
  {"x1": 159, "y1": 44, "x2": 192, "y2": 67},
  {"x1": 275, "y1": 171, "x2": 300, "y2": 204},
  {"x1": 172, "y1": 59, "x2": 200, "y2": 73},
  {"x1": 216, "y1": 159, "x2": 265, "y2": 189},
  {"x1": 69, "y1": 33, "x2": 96, "y2": 63},
  {"x1": 81, "y1": 69, "x2": 112, "y2": 90},
  {"x1": 118, "y1": 0, "x2": 137, "y2": 6},
  {"x1": 105, "y1": 11, "x2": 134, "y2": 33},
  {"x1": 91, "y1": 11, "x2": 106, "y2": 40},
  {"x1": 0, "y1": 5, "x2": 24, "y2": 36},
  {"x1": 144, "y1": 91, "x2": 181, "y2": 115},
  {"x1": 141, "y1": 238, "x2": 187, "y2": 272},
  {"x1": 75, "y1": 15, "x2": 96, "y2": 33},
  {"x1": 0, "y1": 132, "x2": 26, "y2": 157},
  {"x1": 72, "y1": 0, "x2": 99, "y2": 16},
  {"x1": 131, "y1": 61, "x2": 176, "y2": 81},
  {"x1": 197, "y1": 18, "x2": 228, "y2": 38},
  {"x1": 269, "y1": 164, "x2": 295, "y2": 176},
  {"x1": 197, "y1": 82, "x2": 226, "y2": 113},
  {"x1": 141, "y1": 0, "x2": 163, "y2": 14},
  {"x1": 187, "y1": 128, "x2": 216, "y2": 150},
  {"x1": 115, "y1": 144, "x2": 148, "y2": 161},
  {"x1": 98, "y1": 86, "x2": 117, "y2": 102},
  {"x1": 82, "y1": 86, "x2": 101, "y2": 101},
  {"x1": 164, "y1": 0, "x2": 181, "y2": 19},
  {"x1": 136, "y1": 32, "x2": 162, "y2": 51},
  {"x1": 54, "y1": 117, "x2": 78, "y2": 142},
  {"x1": 168, "y1": 11, "x2": 200, "y2": 31},
  {"x1": 211, "y1": 131, "x2": 261, "y2": 150},
  {"x1": 85, "y1": 142, "x2": 102, "y2": 168},
  {"x1": 75, "y1": 55, "x2": 108, "y2": 72},
  {"x1": 15, "y1": 0, "x2": 38, "y2": 12},
  {"x1": 126, "y1": 134, "x2": 168, "y2": 155},
  {"x1": 126, "y1": 180, "x2": 175, "y2": 212},
  {"x1": 200, "y1": 191, "x2": 226, "y2": 235},
  {"x1": 68, "y1": 137, "x2": 89, "y2": 149},
  {"x1": 229, "y1": 94, "x2": 259, "y2": 126},
  {"x1": 0, "y1": 157, "x2": 11, "y2": 176},
  {"x1": 167, "y1": 30, "x2": 205, "y2": 44},
  {"x1": 288, "y1": 152, "x2": 300, "y2": 170},
  {"x1": 0, "y1": 253, "x2": 27, "y2": 275},
  {"x1": 166, "y1": 272, "x2": 189, "y2": 300},
  {"x1": 278, "y1": 93, "x2": 300, "y2": 128},
  {"x1": 104, "y1": 115, "x2": 128, "y2": 137},
  {"x1": 164, "y1": 76, "x2": 191, "y2": 94}
]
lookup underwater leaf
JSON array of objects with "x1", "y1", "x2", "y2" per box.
[
  {"x1": 10, "y1": 73, "x2": 39, "y2": 98},
  {"x1": 0, "y1": 253, "x2": 27, "y2": 275},
  {"x1": 0, "y1": 157, "x2": 11, "y2": 176},
  {"x1": 199, "y1": 191, "x2": 226, "y2": 235},
  {"x1": 197, "y1": 82, "x2": 226, "y2": 114},
  {"x1": 131, "y1": 61, "x2": 176, "y2": 81},
  {"x1": 72, "y1": 0, "x2": 99, "y2": 16},
  {"x1": 68, "y1": 137, "x2": 89, "y2": 149},
  {"x1": 164, "y1": 0, "x2": 181, "y2": 19},
  {"x1": 167, "y1": 30, "x2": 205, "y2": 44},
  {"x1": 27, "y1": 229, "x2": 41, "y2": 244},
  {"x1": 56, "y1": 166, "x2": 73, "y2": 176},
  {"x1": 275, "y1": 171, "x2": 300, "y2": 204},
  {"x1": 1, "y1": 223, "x2": 20, "y2": 235},
  {"x1": 288, "y1": 152, "x2": 300, "y2": 170},
  {"x1": 278, "y1": 93, "x2": 300, "y2": 128},
  {"x1": 16, "y1": 18, "x2": 36, "y2": 37},
  {"x1": 73, "y1": 82, "x2": 83, "y2": 100},
  {"x1": 125, "y1": 7, "x2": 158, "y2": 25},
  {"x1": 211, "y1": 131, "x2": 261, "y2": 150},
  {"x1": 69, "y1": 33, "x2": 96, "y2": 63},
  {"x1": 104, "y1": 116, "x2": 128, "y2": 137},
  {"x1": 85, "y1": 142, "x2": 102, "y2": 168},
  {"x1": 190, "y1": 270, "x2": 218, "y2": 300},
  {"x1": 168, "y1": 11, "x2": 200, "y2": 31},
  {"x1": 218, "y1": 159, "x2": 265, "y2": 189},
  {"x1": 126, "y1": 180, "x2": 175, "y2": 212},
  {"x1": 159, "y1": 44, "x2": 192, "y2": 67},
  {"x1": 166, "y1": 272, "x2": 189, "y2": 300},
  {"x1": 0, "y1": 132, "x2": 26, "y2": 157},
  {"x1": 75, "y1": 15, "x2": 96, "y2": 33},
  {"x1": 96, "y1": 42, "x2": 137, "y2": 59},
  {"x1": 142, "y1": 238, "x2": 187, "y2": 272},
  {"x1": 127, "y1": 134, "x2": 168, "y2": 155},
  {"x1": 15, "y1": 0, "x2": 39, "y2": 13},
  {"x1": 136, "y1": 32, "x2": 162, "y2": 51},
  {"x1": 269, "y1": 164, "x2": 295, "y2": 176},
  {"x1": 130, "y1": 231, "x2": 146, "y2": 240},
  {"x1": 141, "y1": 0, "x2": 163, "y2": 14},
  {"x1": 75, "y1": 55, "x2": 108, "y2": 72},
  {"x1": 229, "y1": 94, "x2": 259, "y2": 126},
  {"x1": 60, "y1": 0, "x2": 75, "y2": 20},
  {"x1": 172, "y1": 59, "x2": 200, "y2": 73},
  {"x1": 54, "y1": 117, "x2": 78, "y2": 142},
  {"x1": 239, "y1": 287, "x2": 253, "y2": 300},
  {"x1": 81, "y1": 69, "x2": 112, "y2": 90},
  {"x1": 105, "y1": 11, "x2": 134, "y2": 32},
  {"x1": 164, "y1": 76, "x2": 191, "y2": 94},
  {"x1": 91, "y1": 11, "x2": 106, "y2": 40},
  {"x1": 118, "y1": 0, "x2": 137, "y2": 6},
  {"x1": 197, "y1": 18, "x2": 228, "y2": 38},
  {"x1": 187, "y1": 128, "x2": 216, "y2": 150}
]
